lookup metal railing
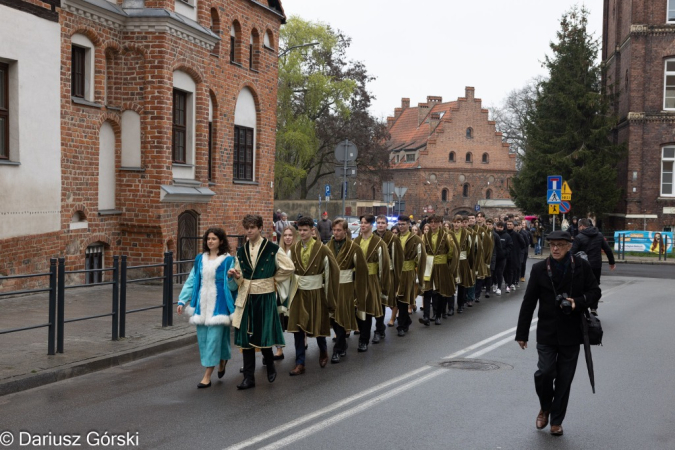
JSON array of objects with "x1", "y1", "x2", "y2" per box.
[{"x1": 0, "y1": 259, "x2": 58, "y2": 355}]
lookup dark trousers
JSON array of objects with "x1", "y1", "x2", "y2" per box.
[
  {"x1": 293, "y1": 331, "x2": 326, "y2": 366},
  {"x1": 423, "y1": 290, "x2": 443, "y2": 318},
  {"x1": 494, "y1": 258, "x2": 506, "y2": 289},
  {"x1": 242, "y1": 347, "x2": 274, "y2": 381},
  {"x1": 592, "y1": 267, "x2": 602, "y2": 285},
  {"x1": 476, "y1": 278, "x2": 485, "y2": 299},
  {"x1": 374, "y1": 306, "x2": 387, "y2": 335},
  {"x1": 396, "y1": 299, "x2": 412, "y2": 331},
  {"x1": 521, "y1": 252, "x2": 528, "y2": 278},
  {"x1": 534, "y1": 343, "x2": 581, "y2": 426},
  {"x1": 457, "y1": 285, "x2": 467, "y2": 309},
  {"x1": 357, "y1": 315, "x2": 373, "y2": 344},
  {"x1": 331, "y1": 319, "x2": 347, "y2": 354}
]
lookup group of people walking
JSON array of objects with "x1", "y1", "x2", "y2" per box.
[{"x1": 176, "y1": 211, "x2": 538, "y2": 391}]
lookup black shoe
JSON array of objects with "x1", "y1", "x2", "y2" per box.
[
  {"x1": 475, "y1": 298, "x2": 480, "y2": 303},
  {"x1": 397, "y1": 328, "x2": 406, "y2": 337},
  {"x1": 331, "y1": 352, "x2": 340, "y2": 364},
  {"x1": 448, "y1": 308, "x2": 455, "y2": 316},
  {"x1": 485, "y1": 293, "x2": 490, "y2": 298},
  {"x1": 266, "y1": 363, "x2": 277, "y2": 383},
  {"x1": 197, "y1": 381, "x2": 211, "y2": 389},
  {"x1": 218, "y1": 363, "x2": 226, "y2": 379},
  {"x1": 339, "y1": 350, "x2": 347, "y2": 357},
  {"x1": 236, "y1": 378, "x2": 255, "y2": 390},
  {"x1": 372, "y1": 332, "x2": 381, "y2": 344},
  {"x1": 419, "y1": 316, "x2": 430, "y2": 326},
  {"x1": 273, "y1": 353, "x2": 285, "y2": 361},
  {"x1": 435, "y1": 316, "x2": 442, "y2": 325},
  {"x1": 358, "y1": 342, "x2": 368, "y2": 352},
  {"x1": 457, "y1": 307, "x2": 464, "y2": 314},
  {"x1": 467, "y1": 301, "x2": 473, "y2": 307},
  {"x1": 442, "y1": 313, "x2": 447, "y2": 319}
]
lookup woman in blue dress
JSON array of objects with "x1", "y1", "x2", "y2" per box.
[{"x1": 177, "y1": 227, "x2": 237, "y2": 388}]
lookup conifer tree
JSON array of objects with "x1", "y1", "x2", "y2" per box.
[{"x1": 511, "y1": 7, "x2": 625, "y2": 218}]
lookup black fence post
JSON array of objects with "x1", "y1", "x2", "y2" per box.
[
  {"x1": 47, "y1": 258, "x2": 57, "y2": 356},
  {"x1": 167, "y1": 252, "x2": 174, "y2": 327},
  {"x1": 119, "y1": 255, "x2": 127, "y2": 338},
  {"x1": 665, "y1": 235, "x2": 669, "y2": 261},
  {"x1": 57, "y1": 257, "x2": 65, "y2": 353},
  {"x1": 162, "y1": 252, "x2": 169, "y2": 327},
  {"x1": 111, "y1": 256, "x2": 119, "y2": 341}
]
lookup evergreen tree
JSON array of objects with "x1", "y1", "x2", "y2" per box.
[{"x1": 511, "y1": 7, "x2": 625, "y2": 218}]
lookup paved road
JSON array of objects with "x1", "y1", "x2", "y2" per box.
[
  {"x1": 1, "y1": 264, "x2": 673, "y2": 449},
  {"x1": 604, "y1": 262, "x2": 674, "y2": 279}
]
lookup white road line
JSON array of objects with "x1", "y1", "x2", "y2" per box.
[
  {"x1": 256, "y1": 370, "x2": 444, "y2": 450},
  {"x1": 224, "y1": 323, "x2": 537, "y2": 450}
]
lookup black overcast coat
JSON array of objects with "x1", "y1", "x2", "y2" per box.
[
  {"x1": 516, "y1": 255, "x2": 601, "y2": 346},
  {"x1": 571, "y1": 227, "x2": 615, "y2": 269}
]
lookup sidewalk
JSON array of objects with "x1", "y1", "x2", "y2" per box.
[
  {"x1": 529, "y1": 247, "x2": 675, "y2": 265},
  {"x1": 0, "y1": 283, "x2": 196, "y2": 396}
]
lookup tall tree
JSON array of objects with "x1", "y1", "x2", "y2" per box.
[
  {"x1": 511, "y1": 7, "x2": 625, "y2": 217},
  {"x1": 275, "y1": 16, "x2": 389, "y2": 199}
]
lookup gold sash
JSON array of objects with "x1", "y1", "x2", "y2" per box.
[
  {"x1": 231, "y1": 277, "x2": 276, "y2": 328},
  {"x1": 402, "y1": 260, "x2": 416, "y2": 271},
  {"x1": 367, "y1": 262, "x2": 378, "y2": 275}
]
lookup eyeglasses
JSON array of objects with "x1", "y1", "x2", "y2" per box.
[{"x1": 549, "y1": 242, "x2": 569, "y2": 249}]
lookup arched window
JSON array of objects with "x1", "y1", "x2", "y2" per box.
[
  {"x1": 462, "y1": 183, "x2": 469, "y2": 198},
  {"x1": 441, "y1": 188, "x2": 449, "y2": 202},
  {"x1": 250, "y1": 30, "x2": 260, "y2": 70},
  {"x1": 465, "y1": 152, "x2": 473, "y2": 163},
  {"x1": 71, "y1": 34, "x2": 95, "y2": 102},
  {"x1": 448, "y1": 151, "x2": 455, "y2": 162},
  {"x1": 230, "y1": 22, "x2": 241, "y2": 64},
  {"x1": 121, "y1": 110, "x2": 141, "y2": 169},
  {"x1": 210, "y1": 9, "x2": 221, "y2": 56},
  {"x1": 264, "y1": 30, "x2": 274, "y2": 49},
  {"x1": 486, "y1": 189, "x2": 492, "y2": 199},
  {"x1": 482, "y1": 152, "x2": 489, "y2": 163},
  {"x1": 466, "y1": 127, "x2": 473, "y2": 139},
  {"x1": 234, "y1": 87, "x2": 257, "y2": 181}
]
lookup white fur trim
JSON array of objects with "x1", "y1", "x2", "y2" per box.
[
  {"x1": 184, "y1": 305, "x2": 196, "y2": 317},
  {"x1": 205, "y1": 314, "x2": 232, "y2": 327},
  {"x1": 277, "y1": 305, "x2": 288, "y2": 315}
]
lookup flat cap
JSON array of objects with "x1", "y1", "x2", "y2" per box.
[{"x1": 546, "y1": 230, "x2": 573, "y2": 242}]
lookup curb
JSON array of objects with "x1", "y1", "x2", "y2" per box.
[
  {"x1": 0, "y1": 333, "x2": 197, "y2": 397},
  {"x1": 528, "y1": 255, "x2": 673, "y2": 265}
]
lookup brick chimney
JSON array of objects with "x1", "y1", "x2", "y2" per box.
[
  {"x1": 387, "y1": 116, "x2": 395, "y2": 129},
  {"x1": 394, "y1": 107, "x2": 403, "y2": 119},
  {"x1": 465, "y1": 87, "x2": 475, "y2": 100},
  {"x1": 427, "y1": 96, "x2": 442, "y2": 104},
  {"x1": 401, "y1": 98, "x2": 410, "y2": 109},
  {"x1": 418, "y1": 102, "x2": 429, "y2": 126},
  {"x1": 429, "y1": 112, "x2": 441, "y2": 132}
]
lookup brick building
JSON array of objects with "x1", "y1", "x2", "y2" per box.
[
  {"x1": 602, "y1": 0, "x2": 675, "y2": 231},
  {"x1": 356, "y1": 87, "x2": 518, "y2": 219},
  {"x1": 0, "y1": 0, "x2": 285, "y2": 287}
]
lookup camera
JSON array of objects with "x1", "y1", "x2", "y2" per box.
[{"x1": 556, "y1": 293, "x2": 572, "y2": 315}]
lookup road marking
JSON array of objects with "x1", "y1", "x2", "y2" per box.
[{"x1": 223, "y1": 323, "x2": 537, "y2": 450}]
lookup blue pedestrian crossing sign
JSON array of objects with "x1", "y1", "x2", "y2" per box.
[
  {"x1": 325, "y1": 184, "x2": 331, "y2": 197},
  {"x1": 547, "y1": 175, "x2": 562, "y2": 204}
]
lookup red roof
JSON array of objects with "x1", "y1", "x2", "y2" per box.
[{"x1": 387, "y1": 102, "x2": 457, "y2": 152}]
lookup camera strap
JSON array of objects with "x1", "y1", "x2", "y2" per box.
[{"x1": 546, "y1": 255, "x2": 575, "y2": 299}]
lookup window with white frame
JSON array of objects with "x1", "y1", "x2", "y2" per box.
[
  {"x1": 0, "y1": 62, "x2": 8, "y2": 160},
  {"x1": 664, "y1": 60, "x2": 675, "y2": 109},
  {"x1": 71, "y1": 34, "x2": 95, "y2": 102},
  {"x1": 406, "y1": 153, "x2": 415, "y2": 162},
  {"x1": 172, "y1": 71, "x2": 196, "y2": 180},
  {"x1": 663, "y1": 146, "x2": 674, "y2": 196},
  {"x1": 668, "y1": 0, "x2": 675, "y2": 22}
]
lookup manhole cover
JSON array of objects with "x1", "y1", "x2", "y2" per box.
[{"x1": 430, "y1": 358, "x2": 512, "y2": 371}]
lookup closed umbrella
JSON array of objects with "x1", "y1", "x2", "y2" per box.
[{"x1": 581, "y1": 311, "x2": 596, "y2": 393}]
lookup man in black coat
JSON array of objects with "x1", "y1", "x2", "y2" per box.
[
  {"x1": 571, "y1": 218, "x2": 616, "y2": 286},
  {"x1": 518, "y1": 221, "x2": 532, "y2": 282},
  {"x1": 494, "y1": 221, "x2": 511, "y2": 296},
  {"x1": 506, "y1": 220, "x2": 526, "y2": 291},
  {"x1": 516, "y1": 230, "x2": 601, "y2": 436}
]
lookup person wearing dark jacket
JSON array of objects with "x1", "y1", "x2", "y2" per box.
[
  {"x1": 519, "y1": 222, "x2": 532, "y2": 282},
  {"x1": 506, "y1": 220, "x2": 526, "y2": 291},
  {"x1": 483, "y1": 219, "x2": 501, "y2": 298},
  {"x1": 516, "y1": 230, "x2": 601, "y2": 436},
  {"x1": 494, "y1": 222, "x2": 511, "y2": 295},
  {"x1": 570, "y1": 218, "x2": 616, "y2": 286}
]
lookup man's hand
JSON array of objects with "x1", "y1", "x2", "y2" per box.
[
  {"x1": 566, "y1": 298, "x2": 576, "y2": 310},
  {"x1": 517, "y1": 341, "x2": 527, "y2": 349},
  {"x1": 609, "y1": 264, "x2": 616, "y2": 271}
]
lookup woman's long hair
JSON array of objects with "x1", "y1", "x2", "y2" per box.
[
  {"x1": 202, "y1": 227, "x2": 230, "y2": 255},
  {"x1": 279, "y1": 225, "x2": 299, "y2": 253},
  {"x1": 650, "y1": 233, "x2": 662, "y2": 252}
]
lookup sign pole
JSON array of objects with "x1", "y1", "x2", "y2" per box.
[{"x1": 342, "y1": 140, "x2": 348, "y2": 217}]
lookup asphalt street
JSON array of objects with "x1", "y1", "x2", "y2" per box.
[{"x1": 1, "y1": 261, "x2": 673, "y2": 450}]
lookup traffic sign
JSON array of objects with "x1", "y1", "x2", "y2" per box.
[
  {"x1": 475, "y1": 204, "x2": 481, "y2": 212},
  {"x1": 560, "y1": 201, "x2": 571, "y2": 214},
  {"x1": 325, "y1": 184, "x2": 331, "y2": 197},
  {"x1": 547, "y1": 190, "x2": 561, "y2": 204},
  {"x1": 547, "y1": 175, "x2": 562, "y2": 190},
  {"x1": 549, "y1": 204, "x2": 560, "y2": 215},
  {"x1": 334, "y1": 140, "x2": 358, "y2": 162},
  {"x1": 561, "y1": 181, "x2": 572, "y2": 201},
  {"x1": 394, "y1": 187, "x2": 407, "y2": 199}
]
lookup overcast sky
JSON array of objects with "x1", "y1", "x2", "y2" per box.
[{"x1": 279, "y1": 0, "x2": 603, "y2": 119}]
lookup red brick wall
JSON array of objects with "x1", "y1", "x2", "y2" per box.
[{"x1": 0, "y1": 0, "x2": 283, "y2": 291}]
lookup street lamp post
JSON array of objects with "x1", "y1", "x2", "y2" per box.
[{"x1": 278, "y1": 42, "x2": 319, "y2": 58}]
